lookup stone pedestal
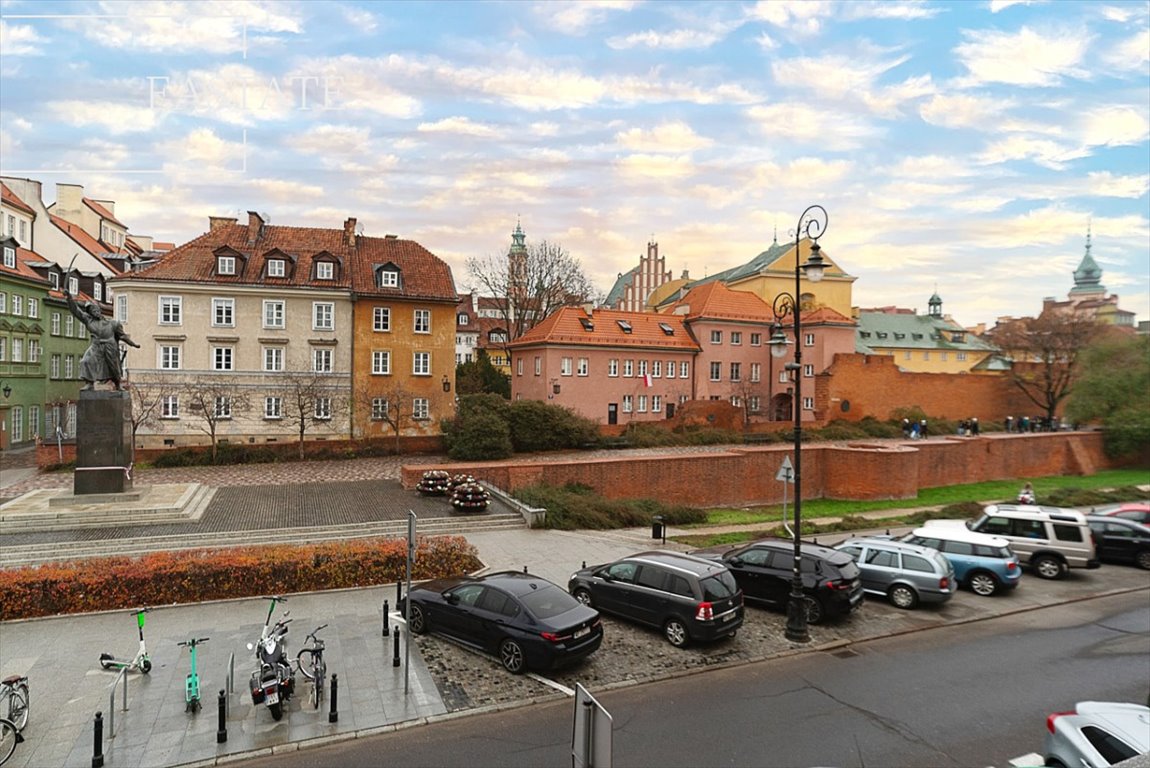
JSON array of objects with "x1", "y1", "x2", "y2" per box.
[{"x1": 75, "y1": 389, "x2": 134, "y2": 495}]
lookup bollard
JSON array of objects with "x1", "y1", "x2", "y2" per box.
[
  {"x1": 382, "y1": 599, "x2": 390, "y2": 637},
  {"x1": 396, "y1": 579, "x2": 402, "y2": 605},
  {"x1": 392, "y1": 626, "x2": 401, "y2": 667},
  {"x1": 582, "y1": 561, "x2": 586, "y2": 569},
  {"x1": 523, "y1": 565, "x2": 528, "y2": 573},
  {"x1": 328, "y1": 674, "x2": 339, "y2": 723},
  {"x1": 216, "y1": 689, "x2": 227, "y2": 743},
  {"x1": 92, "y1": 712, "x2": 105, "y2": 768}
]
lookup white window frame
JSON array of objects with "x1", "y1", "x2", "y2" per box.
[
  {"x1": 751, "y1": 332, "x2": 761, "y2": 346},
  {"x1": 116, "y1": 295, "x2": 127, "y2": 322},
  {"x1": 51, "y1": 313, "x2": 61, "y2": 335},
  {"x1": 217, "y1": 255, "x2": 236, "y2": 275},
  {"x1": 680, "y1": 361, "x2": 690, "y2": 378},
  {"x1": 11, "y1": 337, "x2": 23, "y2": 362},
  {"x1": 373, "y1": 307, "x2": 390, "y2": 332},
  {"x1": 68, "y1": 276, "x2": 79, "y2": 295},
  {"x1": 413, "y1": 351, "x2": 430, "y2": 376},
  {"x1": 413, "y1": 398, "x2": 429, "y2": 420},
  {"x1": 803, "y1": 396, "x2": 814, "y2": 410},
  {"x1": 652, "y1": 360, "x2": 662, "y2": 378},
  {"x1": 159, "y1": 295, "x2": 182, "y2": 325},
  {"x1": 267, "y1": 259, "x2": 286, "y2": 277},
  {"x1": 623, "y1": 359, "x2": 633, "y2": 377},
  {"x1": 93, "y1": 283, "x2": 102, "y2": 302},
  {"x1": 161, "y1": 395, "x2": 180, "y2": 419},
  {"x1": 710, "y1": 361, "x2": 721, "y2": 381},
  {"x1": 652, "y1": 395, "x2": 662, "y2": 413},
  {"x1": 372, "y1": 350, "x2": 390, "y2": 375},
  {"x1": 534, "y1": 356, "x2": 541, "y2": 376},
  {"x1": 314, "y1": 397, "x2": 332, "y2": 420},
  {"x1": 637, "y1": 395, "x2": 647, "y2": 413},
  {"x1": 561, "y1": 357, "x2": 572, "y2": 376},
  {"x1": 379, "y1": 270, "x2": 399, "y2": 288},
  {"x1": 638, "y1": 360, "x2": 648, "y2": 376},
  {"x1": 10, "y1": 406, "x2": 23, "y2": 443},
  {"x1": 27, "y1": 297, "x2": 38, "y2": 319},
  {"x1": 804, "y1": 333, "x2": 815, "y2": 347},
  {"x1": 622, "y1": 395, "x2": 633, "y2": 413},
  {"x1": 50, "y1": 354, "x2": 60, "y2": 378},
  {"x1": 160, "y1": 345, "x2": 181, "y2": 370},
  {"x1": 2, "y1": 245, "x2": 13, "y2": 268},
  {"x1": 414, "y1": 309, "x2": 431, "y2": 334},
  {"x1": 11, "y1": 295, "x2": 22, "y2": 316},
  {"x1": 65, "y1": 315, "x2": 74, "y2": 337},
  {"x1": 316, "y1": 261, "x2": 334, "y2": 280},
  {"x1": 263, "y1": 347, "x2": 283, "y2": 372},
  {"x1": 29, "y1": 339, "x2": 40, "y2": 363},
  {"x1": 212, "y1": 298, "x2": 235, "y2": 327},
  {"x1": 313, "y1": 348, "x2": 333, "y2": 373},
  {"x1": 212, "y1": 346, "x2": 234, "y2": 371},
  {"x1": 710, "y1": 330, "x2": 722, "y2": 344},
  {"x1": 750, "y1": 363, "x2": 761, "y2": 382},
  {"x1": 804, "y1": 364, "x2": 814, "y2": 377},
  {"x1": 577, "y1": 358, "x2": 588, "y2": 376},
  {"x1": 214, "y1": 396, "x2": 232, "y2": 419},
  {"x1": 730, "y1": 362, "x2": 741, "y2": 382},
  {"x1": 264, "y1": 396, "x2": 282, "y2": 420},
  {"x1": 608, "y1": 359, "x2": 618, "y2": 377},
  {"x1": 313, "y1": 302, "x2": 334, "y2": 331},
  {"x1": 731, "y1": 331, "x2": 741, "y2": 345},
  {"x1": 371, "y1": 398, "x2": 389, "y2": 420},
  {"x1": 263, "y1": 300, "x2": 285, "y2": 329},
  {"x1": 64, "y1": 354, "x2": 75, "y2": 379}
]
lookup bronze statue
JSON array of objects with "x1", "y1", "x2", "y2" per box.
[{"x1": 64, "y1": 289, "x2": 141, "y2": 390}]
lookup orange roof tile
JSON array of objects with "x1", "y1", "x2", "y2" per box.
[
  {"x1": 83, "y1": 198, "x2": 125, "y2": 228},
  {"x1": 50, "y1": 215, "x2": 122, "y2": 272},
  {"x1": 1, "y1": 183, "x2": 36, "y2": 217},
  {"x1": 510, "y1": 306, "x2": 700, "y2": 351},
  {"x1": 665, "y1": 282, "x2": 775, "y2": 322},
  {"x1": 1, "y1": 245, "x2": 50, "y2": 283}
]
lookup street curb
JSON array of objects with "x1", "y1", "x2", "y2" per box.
[{"x1": 161, "y1": 583, "x2": 1150, "y2": 768}]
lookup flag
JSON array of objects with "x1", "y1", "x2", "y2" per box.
[{"x1": 643, "y1": 373, "x2": 653, "y2": 387}]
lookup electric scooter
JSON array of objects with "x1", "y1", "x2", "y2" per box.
[
  {"x1": 99, "y1": 608, "x2": 153, "y2": 674},
  {"x1": 178, "y1": 637, "x2": 209, "y2": 713}
]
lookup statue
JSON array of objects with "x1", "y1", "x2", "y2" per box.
[{"x1": 64, "y1": 289, "x2": 141, "y2": 391}]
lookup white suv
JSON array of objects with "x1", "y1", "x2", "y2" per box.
[{"x1": 969, "y1": 504, "x2": 1099, "y2": 580}]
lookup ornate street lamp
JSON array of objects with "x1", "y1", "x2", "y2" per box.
[{"x1": 769, "y1": 204, "x2": 828, "y2": 644}]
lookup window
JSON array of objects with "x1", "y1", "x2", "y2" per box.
[
  {"x1": 731, "y1": 332, "x2": 742, "y2": 345},
  {"x1": 313, "y1": 348, "x2": 333, "y2": 372},
  {"x1": 457, "y1": 312, "x2": 469, "y2": 325},
  {"x1": 212, "y1": 298, "x2": 235, "y2": 327},
  {"x1": 413, "y1": 351, "x2": 430, "y2": 375},
  {"x1": 265, "y1": 397, "x2": 282, "y2": 419},
  {"x1": 50, "y1": 354, "x2": 60, "y2": 378},
  {"x1": 11, "y1": 295, "x2": 22, "y2": 315},
  {"x1": 371, "y1": 398, "x2": 389, "y2": 420},
  {"x1": 49, "y1": 272, "x2": 59, "y2": 290},
  {"x1": 373, "y1": 307, "x2": 390, "y2": 332},
  {"x1": 710, "y1": 330, "x2": 722, "y2": 344},
  {"x1": 622, "y1": 395, "x2": 633, "y2": 413},
  {"x1": 1081, "y1": 727, "x2": 1139, "y2": 764},
  {"x1": 28, "y1": 339, "x2": 40, "y2": 363},
  {"x1": 116, "y1": 295, "x2": 127, "y2": 321},
  {"x1": 652, "y1": 360, "x2": 662, "y2": 378},
  {"x1": 652, "y1": 395, "x2": 662, "y2": 413},
  {"x1": 902, "y1": 555, "x2": 934, "y2": 573},
  {"x1": 314, "y1": 397, "x2": 332, "y2": 420},
  {"x1": 213, "y1": 346, "x2": 234, "y2": 371},
  {"x1": 534, "y1": 356, "x2": 541, "y2": 376},
  {"x1": 804, "y1": 333, "x2": 814, "y2": 346},
  {"x1": 364, "y1": 349, "x2": 391, "y2": 377},
  {"x1": 561, "y1": 357, "x2": 572, "y2": 376},
  {"x1": 751, "y1": 332, "x2": 761, "y2": 346},
  {"x1": 957, "y1": 352, "x2": 967, "y2": 362},
  {"x1": 93, "y1": 283, "x2": 102, "y2": 302},
  {"x1": 27, "y1": 298, "x2": 38, "y2": 318},
  {"x1": 313, "y1": 302, "x2": 334, "y2": 330},
  {"x1": 68, "y1": 276, "x2": 79, "y2": 296},
  {"x1": 414, "y1": 309, "x2": 430, "y2": 333},
  {"x1": 940, "y1": 352, "x2": 948, "y2": 361},
  {"x1": 710, "y1": 362, "x2": 721, "y2": 381},
  {"x1": 67, "y1": 315, "x2": 78, "y2": 337},
  {"x1": 680, "y1": 361, "x2": 690, "y2": 378},
  {"x1": 637, "y1": 395, "x2": 647, "y2": 413},
  {"x1": 268, "y1": 259, "x2": 285, "y2": 277},
  {"x1": 11, "y1": 338, "x2": 21, "y2": 362},
  {"x1": 608, "y1": 359, "x2": 618, "y2": 377},
  {"x1": 923, "y1": 351, "x2": 931, "y2": 361},
  {"x1": 1053, "y1": 524, "x2": 1083, "y2": 542},
  {"x1": 779, "y1": 370, "x2": 789, "y2": 383},
  {"x1": 263, "y1": 300, "x2": 285, "y2": 328},
  {"x1": 904, "y1": 351, "x2": 912, "y2": 360},
  {"x1": 214, "y1": 397, "x2": 232, "y2": 419},
  {"x1": 1, "y1": 246, "x2": 13, "y2": 268},
  {"x1": 577, "y1": 358, "x2": 588, "y2": 376},
  {"x1": 516, "y1": 358, "x2": 523, "y2": 376},
  {"x1": 51, "y1": 313, "x2": 60, "y2": 335},
  {"x1": 263, "y1": 347, "x2": 284, "y2": 372},
  {"x1": 64, "y1": 354, "x2": 74, "y2": 378},
  {"x1": 162, "y1": 395, "x2": 180, "y2": 419},
  {"x1": 10, "y1": 407, "x2": 22, "y2": 443},
  {"x1": 748, "y1": 396, "x2": 760, "y2": 412},
  {"x1": 413, "y1": 398, "x2": 429, "y2": 419},
  {"x1": 0, "y1": 293, "x2": 5, "y2": 313},
  {"x1": 865, "y1": 549, "x2": 898, "y2": 568},
  {"x1": 804, "y1": 364, "x2": 814, "y2": 377},
  {"x1": 730, "y1": 362, "x2": 741, "y2": 381},
  {"x1": 28, "y1": 405, "x2": 39, "y2": 438},
  {"x1": 803, "y1": 396, "x2": 814, "y2": 410},
  {"x1": 316, "y1": 262, "x2": 334, "y2": 280},
  {"x1": 638, "y1": 360, "x2": 648, "y2": 376},
  {"x1": 623, "y1": 360, "x2": 633, "y2": 377},
  {"x1": 0, "y1": 338, "x2": 7, "y2": 360},
  {"x1": 160, "y1": 345, "x2": 181, "y2": 370},
  {"x1": 18, "y1": 220, "x2": 26, "y2": 243},
  {"x1": 379, "y1": 269, "x2": 399, "y2": 288},
  {"x1": 217, "y1": 256, "x2": 235, "y2": 275},
  {"x1": 159, "y1": 296, "x2": 182, "y2": 325},
  {"x1": 750, "y1": 362, "x2": 761, "y2": 382}
]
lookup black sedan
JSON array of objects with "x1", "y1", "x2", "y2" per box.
[
  {"x1": 1085, "y1": 515, "x2": 1150, "y2": 570},
  {"x1": 691, "y1": 538, "x2": 864, "y2": 624},
  {"x1": 404, "y1": 571, "x2": 603, "y2": 673}
]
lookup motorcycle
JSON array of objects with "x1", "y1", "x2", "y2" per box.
[{"x1": 247, "y1": 596, "x2": 295, "y2": 721}]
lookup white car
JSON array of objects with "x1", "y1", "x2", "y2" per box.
[{"x1": 1044, "y1": 701, "x2": 1150, "y2": 767}]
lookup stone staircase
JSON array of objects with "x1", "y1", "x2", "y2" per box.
[{"x1": 0, "y1": 484, "x2": 216, "y2": 532}]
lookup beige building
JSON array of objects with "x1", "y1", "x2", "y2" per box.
[{"x1": 855, "y1": 294, "x2": 999, "y2": 374}]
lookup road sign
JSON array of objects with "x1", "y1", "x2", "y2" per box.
[
  {"x1": 775, "y1": 455, "x2": 795, "y2": 484},
  {"x1": 572, "y1": 683, "x2": 612, "y2": 768}
]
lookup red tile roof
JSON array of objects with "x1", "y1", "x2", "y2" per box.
[
  {"x1": 49, "y1": 215, "x2": 122, "y2": 272},
  {"x1": 1, "y1": 245, "x2": 50, "y2": 283},
  {"x1": 665, "y1": 281, "x2": 775, "y2": 322},
  {"x1": 83, "y1": 198, "x2": 125, "y2": 228},
  {"x1": 510, "y1": 306, "x2": 700, "y2": 351},
  {"x1": 1, "y1": 183, "x2": 36, "y2": 217}
]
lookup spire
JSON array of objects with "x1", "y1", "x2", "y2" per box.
[
  {"x1": 1070, "y1": 221, "x2": 1104, "y2": 295},
  {"x1": 928, "y1": 287, "x2": 942, "y2": 317},
  {"x1": 772, "y1": 224, "x2": 778, "y2": 247},
  {"x1": 510, "y1": 217, "x2": 526, "y2": 254}
]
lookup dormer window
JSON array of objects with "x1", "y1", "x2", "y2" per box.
[
  {"x1": 457, "y1": 312, "x2": 469, "y2": 325},
  {"x1": 50, "y1": 272, "x2": 59, "y2": 289},
  {"x1": 2, "y1": 246, "x2": 13, "y2": 268},
  {"x1": 952, "y1": 332, "x2": 965, "y2": 343},
  {"x1": 218, "y1": 255, "x2": 236, "y2": 275},
  {"x1": 94, "y1": 282, "x2": 103, "y2": 301},
  {"x1": 659, "y1": 323, "x2": 675, "y2": 336},
  {"x1": 616, "y1": 319, "x2": 633, "y2": 334},
  {"x1": 268, "y1": 259, "x2": 285, "y2": 278},
  {"x1": 378, "y1": 266, "x2": 400, "y2": 288},
  {"x1": 68, "y1": 276, "x2": 79, "y2": 295},
  {"x1": 316, "y1": 262, "x2": 334, "y2": 280}
]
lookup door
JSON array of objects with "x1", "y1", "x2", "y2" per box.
[
  {"x1": 607, "y1": 403, "x2": 617, "y2": 425},
  {"x1": 436, "y1": 583, "x2": 486, "y2": 643},
  {"x1": 731, "y1": 546, "x2": 777, "y2": 603},
  {"x1": 861, "y1": 547, "x2": 899, "y2": 594},
  {"x1": 628, "y1": 565, "x2": 670, "y2": 626},
  {"x1": 595, "y1": 561, "x2": 637, "y2": 614},
  {"x1": 665, "y1": 402, "x2": 675, "y2": 419}
]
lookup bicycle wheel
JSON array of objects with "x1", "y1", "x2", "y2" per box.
[
  {"x1": 5, "y1": 685, "x2": 28, "y2": 732},
  {"x1": 297, "y1": 649, "x2": 317, "y2": 681},
  {"x1": 313, "y1": 659, "x2": 326, "y2": 709},
  {"x1": 0, "y1": 718, "x2": 18, "y2": 767}
]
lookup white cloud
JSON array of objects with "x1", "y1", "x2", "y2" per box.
[
  {"x1": 146, "y1": 64, "x2": 300, "y2": 126},
  {"x1": 1101, "y1": 28, "x2": 1150, "y2": 72},
  {"x1": 747, "y1": 102, "x2": 879, "y2": 151},
  {"x1": 0, "y1": 20, "x2": 45, "y2": 55},
  {"x1": 989, "y1": 0, "x2": 1041, "y2": 12},
  {"x1": 919, "y1": 92, "x2": 1011, "y2": 129},
  {"x1": 46, "y1": 101, "x2": 161, "y2": 134},
  {"x1": 1084, "y1": 171, "x2": 1150, "y2": 198},
  {"x1": 954, "y1": 26, "x2": 1092, "y2": 87},
  {"x1": 0, "y1": 128, "x2": 15, "y2": 157},
  {"x1": 746, "y1": 0, "x2": 832, "y2": 37},
  {"x1": 869, "y1": 181, "x2": 972, "y2": 210},
  {"x1": 616, "y1": 154, "x2": 696, "y2": 180},
  {"x1": 888, "y1": 154, "x2": 980, "y2": 179},
  {"x1": 536, "y1": 0, "x2": 638, "y2": 35},
  {"x1": 976, "y1": 135, "x2": 1089, "y2": 169},
  {"x1": 417, "y1": 117, "x2": 499, "y2": 138},
  {"x1": 339, "y1": 4, "x2": 378, "y2": 34},
  {"x1": 285, "y1": 56, "x2": 422, "y2": 118},
  {"x1": 842, "y1": 1, "x2": 941, "y2": 21},
  {"x1": 530, "y1": 122, "x2": 560, "y2": 137},
  {"x1": 615, "y1": 121, "x2": 712, "y2": 153},
  {"x1": 772, "y1": 53, "x2": 935, "y2": 119},
  {"x1": 1079, "y1": 105, "x2": 1150, "y2": 147},
  {"x1": 248, "y1": 177, "x2": 325, "y2": 202}
]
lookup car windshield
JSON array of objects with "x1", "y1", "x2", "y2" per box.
[
  {"x1": 835, "y1": 559, "x2": 861, "y2": 579},
  {"x1": 701, "y1": 571, "x2": 739, "y2": 600},
  {"x1": 518, "y1": 584, "x2": 580, "y2": 620}
]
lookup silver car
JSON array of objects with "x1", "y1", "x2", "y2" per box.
[
  {"x1": 833, "y1": 537, "x2": 956, "y2": 609},
  {"x1": 1045, "y1": 701, "x2": 1150, "y2": 767}
]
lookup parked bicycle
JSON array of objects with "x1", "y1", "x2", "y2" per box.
[
  {"x1": 0, "y1": 675, "x2": 28, "y2": 767},
  {"x1": 296, "y1": 625, "x2": 328, "y2": 710},
  {"x1": 0, "y1": 717, "x2": 23, "y2": 767}
]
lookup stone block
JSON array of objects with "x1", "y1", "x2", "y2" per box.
[{"x1": 74, "y1": 389, "x2": 134, "y2": 495}]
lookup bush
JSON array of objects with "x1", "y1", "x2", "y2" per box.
[
  {"x1": 620, "y1": 423, "x2": 678, "y2": 448},
  {"x1": 446, "y1": 411, "x2": 513, "y2": 461},
  {"x1": 508, "y1": 400, "x2": 599, "y2": 452},
  {"x1": 515, "y1": 482, "x2": 706, "y2": 530},
  {"x1": 0, "y1": 536, "x2": 481, "y2": 620},
  {"x1": 856, "y1": 417, "x2": 903, "y2": 439}
]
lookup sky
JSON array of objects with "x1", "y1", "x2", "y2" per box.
[{"x1": 1, "y1": 0, "x2": 1147, "y2": 328}]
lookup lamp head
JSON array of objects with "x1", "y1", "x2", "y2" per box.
[
  {"x1": 441, "y1": 375, "x2": 451, "y2": 393},
  {"x1": 769, "y1": 325, "x2": 791, "y2": 359},
  {"x1": 1, "y1": 383, "x2": 10, "y2": 399},
  {"x1": 803, "y1": 242, "x2": 826, "y2": 283}
]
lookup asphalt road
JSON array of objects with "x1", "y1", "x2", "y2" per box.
[{"x1": 240, "y1": 590, "x2": 1150, "y2": 768}]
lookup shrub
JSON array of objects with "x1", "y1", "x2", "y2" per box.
[
  {"x1": 515, "y1": 482, "x2": 707, "y2": 530},
  {"x1": 508, "y1": 400, "x2": 600, "y2": 452},
  {"x1": 446, "y1": 411, "x2": 513, "y2": 460},
  {"x1": 856, "y1": 417, "x2": 903, "y2": 439},
  {"x1": 0, "y1": 536, "x2": 481, "y2": 620},
  {"x1": 622, "y1": 423, "x2": 678, "y2": 448}
]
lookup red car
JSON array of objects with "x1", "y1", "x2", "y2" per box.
[{"x1": 1092, "y1": 502, "x2": 1150, "y2": 526}]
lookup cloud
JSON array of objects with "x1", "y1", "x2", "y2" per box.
[
  {"x1": 976, "y1": 134, "x2": 1089, "y2": 169},
  {"x1": 338, "y1": 4, "x2": 378, "y2": 34},
  {"x1": 953, "y1": 26, "x2": 1091, "y2": 87},
  {"x1": 989, "y1": 0, "x2": 1041, "y2": 12},
  {"x1": 248, "y1": 177, "x2": 325, "y2": 202},
  {"x1": 46, "y1": 101, "x2": 161, "y2": 134},
  {"x1": 536, "y1": 0, "x2": 638, "y2": 35},
  {"x1": 746, "y1": 1, "x2": 832, "y2": 37},
  {"x1": 417, "y1": 117, "x2": 500, "y2": 138},
  {"x1": 1100, "y1": 28, "x2": 1150, "y2": 72},
  {"x1": 155, "y1": 129, "x2": 247, "y2": 176},
  {"x1": 888, "y1": 154, "x2": 981, "y2": 179},
  {"x1": 615, "y1": 121, "x2": 713, "y2": 152},
  {"x1": 0, "y1": 20, "x2": 45, "y2": 55},
  {"x1": 747, "y1": 102, "x2": 879, "y2": 151},
  {"x1": 1079, "y1": 105, "x2": 1150, "y2": 147},
  {"x1": 616, "y1": 154, "x2": 696, "y2": 180},
  {"x1": 1084, "y1": 171, "x2": 1150, "y2": 198},
  {"x1": 0, "y1": 128, "x2": 15, "y2": 157},
  {"x1": 919, "y1": 92, "x2": 1011, "y2": 129},
  {"x1": 606, "y1": 13, "x2": 743, "y2": 50},
  {"x1": 771, "y1": 52, "x2": 935, "y2": 119},
  {"x1": 842, "y1": 1, "x2": 941, "y2": 21}
]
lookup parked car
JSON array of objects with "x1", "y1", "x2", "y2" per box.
[
  {"x1": 902, "y1": 527, "x2": 1021, "y2": 596},
  {"x1": 833, "y1": 537, "x2": 956, "y2": 609},
  {"x1": 404, "y1": 571, "x2": 602, "y2": 674},
  {"x1": 567, "y1": 551, "x2": 743, "y2": 648},
  {"x1": 690, "y1": 539, "x2": 863, "y2": 624},
  {"x1": 1090, "y1": 501, "x2": 1150, "y2": 526},
  {"x1": 1044, "y1": 701, "x2": 1150, "y2": 767},
  {"x1": 1085, "y1": 515, "x2": 1150, "y2": 570}
]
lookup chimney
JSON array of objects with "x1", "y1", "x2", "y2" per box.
[
  {"x1": 133, "y1": 235, "x2": 154, "y2": 250},
  {"x1": 93, "y1": 198, "x2": 116, "y2": 217},
  {"x1": 54, "y1": 183, "x2": 84, "y2": 222},
  {"x1": 680, "y1": 269, "x2": 690, "y2": 280},
  {"x1": 209, "y1": 216, "x2": 238, "y2": 232},
  {"x1": 247, "y1": 211, "x2": 264, "y2": 245},
  {"x1": 343, "y1": 217, "x2": 357, "y2": 248},
  {"x1": 582, "y1": 303, "x2": 594, "y2": 316}
]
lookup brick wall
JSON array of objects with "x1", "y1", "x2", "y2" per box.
[{"x1": 402, "y1": 432, "x2": 1121, "y2": 505}]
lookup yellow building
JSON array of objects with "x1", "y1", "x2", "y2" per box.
[{"x1": 855, "y1": 293, "x2": 999, "y2": 374}]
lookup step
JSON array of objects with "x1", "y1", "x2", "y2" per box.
[{"x1": 0, "y1": 485, "x2": 217, "y2": 532}]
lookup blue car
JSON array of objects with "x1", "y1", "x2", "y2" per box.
[{"x1": 901, "y1": 525, "x2": 1021, "y2": 596}]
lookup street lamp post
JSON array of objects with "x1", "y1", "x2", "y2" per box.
[{"x1": 769, "y1": 204, "x2": 828, "y2": 644}]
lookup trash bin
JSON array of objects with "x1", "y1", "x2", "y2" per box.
[{"x1": 651, "y1": 516, "x2": 665, "y2": 541}]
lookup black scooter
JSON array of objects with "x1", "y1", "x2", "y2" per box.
[{"x1": 247, "y1": 596, "x2": 294, "y2": 721}]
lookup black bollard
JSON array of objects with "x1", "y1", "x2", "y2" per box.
[
  {"x1": 396, "y1": 579, "x2": 402, "y2": 605},
  {"x1": 523, "y1": 565, "x2": 528, "y2": 573},
  {"x1": 392, "y1": 626, "x2": 401, "y2": 667},
  {"x1": 216, "y1": 689, "x2": 227, "y2": 743},
  {"x1": 582, "y1": 561, "x2": 586, "y2": 569},
  {"x1": 382, "y1": 599, "x2": 390, "y2": 637},
  {"x1": 328, "y1": 674, "x2": 339, "y2": 723},
  {"x1": 92, "y1": 711, "x2": 104, "y2": 768}
]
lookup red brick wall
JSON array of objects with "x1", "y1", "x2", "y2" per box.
[{"x1": 402, "y1": 432, "x2": 1119, "y2": 505}]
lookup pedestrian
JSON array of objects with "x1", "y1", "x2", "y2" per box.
[
  {"x1": 1021, "y1": 416, "x2": 1029, "y2": 433},
  {"x1": 920, "y1": 419, "x2": 929, "y2": 439},
  {"x1": 902, "y1": 418, "x2": 911, "y2": 439},
  {"x1": 1005, "y1": 415, "x2": 1013, "y2": 433},
  {"x1": 910, "y1": 420, "x2": 920, "y2": 439},
  {"x1": 972, "y1": 417, "x2": 980, "y2": 436}
]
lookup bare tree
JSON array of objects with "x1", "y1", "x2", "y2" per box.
[
  {"x1": 127, "y1": 380, "x2": 166, "y2": 442},
  {"x1": 988, "y1": 310, "x2": 1101, "y2": 424},
  {"x1": 358, "y1": 383, "x2": 417, "y2": 455},
  {"x1": 180, "y1": 377, "x2": 252, "y2": 462},
  {"x1": 731, "y1": 377, "x2": 767, "y2": 425},
  {"x1": 278, "y1": 369, "x2": 351, "y2": 459},
  {"x1": 466, "y1": 238, "x2": 598, "y2": 360}
]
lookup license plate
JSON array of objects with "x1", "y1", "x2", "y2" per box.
[
  {"x1": 574, "y1": 627, "x2": 590, "y2": 638},
  {"x1": 265, "y1": 690, "x2": 279, "y2": 705},
  {"x1": 721, "y1": 612, "x2": 735, "y2": 622}
]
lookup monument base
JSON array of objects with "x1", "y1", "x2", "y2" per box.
[
  {"x1": 0, "y1": 483, "x2": 215, "y2": 532},
  {"x1": 75, "y1": 389, "x2": 134, "y2": 495}
]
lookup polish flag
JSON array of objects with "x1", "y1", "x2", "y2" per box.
[{"x1": 643, "y1": 373, "x2": 653, "y2": 387}]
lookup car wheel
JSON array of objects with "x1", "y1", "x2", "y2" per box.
[
  {"x1": 408, "y1": 602, "x2": 428, "y2": 635},
  {"x1": 726, "y1": 629, "x2": 738, "y2": 639},
  {"x1": 573, "y1": 588, "x2": 593, "y2": 608},
  {"x1": 968, "y1": 572, "x2": 998, "y2": 596},
  {"x1": 663, "y1": 618, "x2": 690, "y2": 648},
  {"x1": 1033, "y1": 555, "x2": 1066, "y2": 580},
  {"x1": 500, "y1": 639, "x2": 527, "y2": 674},
  {"x1": 1045, "y1": 758, "x2": 1067, "y2": 768},
  {"x1": 1136, "y1": 550, "x2": 1150, "y2": 571},
  {"x1": 888, "y1": 584, "x2": 919, "y2": 610},
  {"x1": 803, "y1": 596, "x2": 825, "y2": 625}
]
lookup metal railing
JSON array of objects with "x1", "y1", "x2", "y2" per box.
[
  {"x1": 224, "y1": 652, "x2": 235, "y2": 716},
  {"x1": 105, "y1": 667, "x2": 129, "y2": 739}
]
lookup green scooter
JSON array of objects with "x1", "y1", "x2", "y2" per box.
[{"x1": 178, "y1": 637, "x2": 210, "y2": 713}]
